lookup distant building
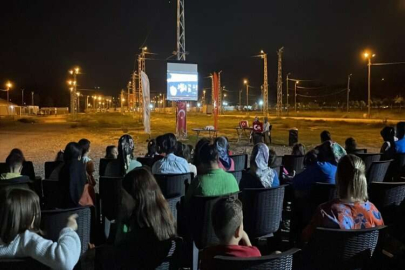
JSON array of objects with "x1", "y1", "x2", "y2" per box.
[{"x1": 0, "y1": 98, "x2": 19, "y2": 116}]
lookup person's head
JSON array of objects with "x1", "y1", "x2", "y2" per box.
[
  {"x1": 291, "y1": 143, "x2": 306, "y2": 156},
  {"x1": 118, "y1": 134, "x2": 135, "y2": 174},
  {"x1": 55, "y1": 150, "x2": 64, "y2": 162},
  {"x1": 121, "y1": 168, "x2": 176, "y2": 241},
  {"x1": 380, "y1": 126, "x2": 395, "y2": 142},
  {"x1": 63, "y1": 142, "x2": 82, "y2": 163},
  {"x1": 176, "y1": 143, "x2": 192, "y2": 162},
  {"x1": 345, "y1": 137, "x2": 357, "y2": 152},
  {"x1": 268, "y1": 148, "x2": 277, "y2": 167},
  {"x1": 0, "y1": 188, "x2": 41, "y2": 244},
  {"x1": 200, "y1": 143, "x2": 219, "y2": 169},
  {"x1": 214, "y1": 137, "x2": 231, "y2": 168},
  {"x1": 304, "y1": 149, "x2": 319, "y2": 167},
  {"x1": 320, "y1": 130, "x2": 332, "y2": 143},
  {"x1": 105, "y1": 145, "x2": 118, "y2": 159},
  {"x1": 336, "y1": 155, "x2": 368, "y2": 202},
  {"x1": 212, "y1": 197, "x2": 243, "y2": 244},
  {"x1": 161, "y1": 133, "x2": 177, "y2": 155},
  {"x1": 6, "y1": 153, "x2": 24, "y2": 173},
  {"x1": 78, "y1": 138, "x2": 91, "y2": 158},
  {"x1": 147, "y1": 139, "x2": 158, "y2": 156},
  {"x1": 156, "y1": 135, "x2": 164, "y2": 154},
  {"x1": 254, "y1": 116, "x2": 258, "y2": 122},
  {"x1": 250, "y1": 143, "x2": 269, "y2": 170},
  {"x1": 193, "y1": 138, "x2": 210, "y2": 167},
  {"x1": 6, "y1": 149, "x2": 25, "y2": 164},
  {"x1": 396, "y1": 122, "x2": 405, "y2": 140}
]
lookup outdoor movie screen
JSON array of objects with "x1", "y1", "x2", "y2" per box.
[{"x1": 167, "y1": 62, "x2": 198, "y2": 101}]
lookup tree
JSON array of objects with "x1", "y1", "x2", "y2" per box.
[{"x1": 394, "y1": 95, "x2": 404, "y2": 110}]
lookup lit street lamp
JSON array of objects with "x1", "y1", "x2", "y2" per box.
[
  {"x1": 294, "y1": 81, "x2": 300, "y2": 113},
  {"x1": 5, "y1": 81, "x2": 12, "y2": 114},
  {"x1": 363, "y1": 51, "x2": 376, "y2": 117},
  {"x1": 68, "y1": 67, "x2": 80, "y2": 114},
  {"x1": 243, "y1": 79, "x2": 249, "y2": 107}
]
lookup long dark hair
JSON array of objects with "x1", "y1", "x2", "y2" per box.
[
  {"x1": 0, "y1": 188, "x2": 41, "y2": 244},
  {"x1": 193, "y1": 138, "x2": 210, "y2": 166},
  {"x1": 121, "y1": 168, "x2": 176, "y2": 241},
  {"x1": 118, "y1": 135, "x2": 135, "y2": 175},
  {"x1": 6, "y1": 148, "x2": 25, "y2": 165},
  {"x1": 63, "y1": 142, "x2": 82, "y2": 163},
  {"x1": 78, "y1": 138, "x2": 91, "y2": 158}
]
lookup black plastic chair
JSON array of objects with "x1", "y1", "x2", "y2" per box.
[
  {"x1": 393, "y1": 153, "x2": 405, "y2": 181},
  {"x1": 167, "y1": 195, "x2": 181, "y2": 222},
  {"x1": 0, "y1": 177, "x2": 32, "y2": 191},
  {"x1": 230, "y1": 154, "x2": 248, "y2": 171},
  {"x1": 366, "y1": 160, "x2": 392, "y2": 183},
  {"x1": 154, "y1": 173, "x2": 193, "y2": 198},
  {"x1": 41, "y1": 206, "x2": 91, "y2": 255},
  {"x1": 213, "y1": 248, "x2": 300, "y2": 270},
  {"x1": 99, "y1": 158, "x2": 114, "y2": 176},
  {"x1": 309, "y1": 182, "x2": 337, "y2": 207},
  {"x1": 44, "y1": 161, "x2": 63, "y2": 179},
  {"x1": 99, "y1": 176, "x2": 123, "y2": 222},
  {"x1": 350, "y1": 148, "x2": 368, "y2": 154},
  {"x1": 0, "y1": 258, "x2": 49, "y2": 270},
  {"x1": 100, "y1": 159, "x2": 121, "y2": 177},
  {"x1": 0, "y1": 161, "x2": 37, "y2": 180},
  {"x1": 306, "y1": 226, "x2": 386, "y2": 270},
  {"x1": 270, "y1": 156, "x2": 283, "y2": 168},
  {"x1": 242, "y1": 186, "x2": 285, "y2": 238},
  {"x1": 282, "y1": 155, "x2": 305, "y2": 174},
  {"x1": 356, "y1": 153, "x2": 382, "y2": 173},
  {"x1": 228, "y1": 170, "x2": 243, "y2": 185},
  {"x1": 41, "y1": 179, "x2": 61, "y2": 209},
  {"x1": 155, "y1": 237, "x2": 183, "y2": 270}
]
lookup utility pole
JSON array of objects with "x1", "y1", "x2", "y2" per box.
[
  {"x1": 21, "y1": 89, "x2": 24, "y2": 106},
  {"x1": 239, "y1": 89, "x2": 242, "y2": 109},
  {"x1": 286, "y1": 73, "x2": 290, "y2": 115},
  {"x1": 177, "y1": 0, "x2": 186, "y2": 61},
  {"x1": 260, "y1": 50, "x2": 268, "y2": 116},
  {"x1": 294, "y1": 81, "x2": 299, "y2": 113},
  {"x1": 218, "y1": 71, "x2": 222, "y2": 114},
  {"x1": 276, "y1": 47, "x2": 284, "y2": 116},
  {"x1": 347, "y1": 74, "x2": 352, "y2": 112},
  {"x1": 244, "y1": 80, "x2": 249, "y2": 107},
  {"x1": 31, "y1": 91, "x2": 34, "y2": 106},
  {"x1": 132, "y1": 71, "x2": 137, "y2": 110}
]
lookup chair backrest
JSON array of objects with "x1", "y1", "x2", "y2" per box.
[
  {"x1": 167, "y1": 196, "x2": 181, "y2": 222},
  {"x1": 155, "y1": 237, "x2": 183, "y2": 270},
  {"x1": 242, "y1": 186, "x2": 285, "y2": 238},
  {"x1": 309, "y1": 182, "x2": 337, "y2": 207},
  {"x1": 154, "y1": 173, "x2": 193, "y2": 198},
  {"x1": 369, "y1": 182, "x2": 405, "y2": 208},
  {"x1": 0, "y1": 177, "x2": 32, "y2": 191},
  {"x1": 230, "y1": 154, "x2": 248, "y2": 171},
  {"x1": 100, "y1": 159, "x2": 121, "y2": 177},
  {"x1": 0, "y1": 258, "x2": 49, "y2": 270},
  {"x1": 99, "y1": 176, "x2": 123, "y2": 221},
  {"x1": 190, "y1": 192, "x2": 240, "y2": 249},
  {"x1": 393, "y1": 153, "x2": 405, "y2": 180},
  {"x1": 270, "y1": 156, "x2": 283, "y2": 167},
  {"x1": 44, "y1": 161, "x2": 63, "y2": 179},
  {"x1": 307, "y1": 226, "x2": 386, "y2": 270},
  {"x1": 350, "y1": 148, "x2": 368, "y2": 154},
  {"x1": 213, "y1": 248, "x2": 300, "y2": 270},
  {"x1": 42, "y1": 179, "x2": 62, "y2": 209},
  {"x1": 282, "y1": 155, "x2": 305, "y2": 174},
  {"x1": 137, "y1": 156, "x2": 163, "y2": 168},
  {"x1": 228, "y1": 170, "x2": 243, "y2": 185},
  {"x1": 367, "y1": 160, "x2": 392, "y2": 183},
  {"x1": 0, "y1": 161, "x2": 36, "y2": 180},
  {"x1": 41, "y1": 206, "x2": 91, "y2": 255},
  {"x1": 356, "y1": 153, "x2": 382, "y2": 173}
]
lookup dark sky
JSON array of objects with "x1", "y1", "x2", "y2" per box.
[{"x1": 1, "y1": 0, "x2": 404, "y2": 106}]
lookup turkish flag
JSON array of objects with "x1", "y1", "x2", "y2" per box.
[{"x1": 176, "y1": 101, "x2": 187, "y2": 135}]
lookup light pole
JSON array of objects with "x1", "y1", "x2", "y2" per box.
[
  {"x1": 202, "y1": 89, "x2": 206, "y2": 107},
  {"x1": 363, "y1": 52, "x2": 375, "y2": 118},
  {"x1": 239, "y1": 89, "x2": 242, "y2": 109},
  {"x1": 294, "y1": 81, "x2": 299, "y2": 113},
  {"x1": 347, "y1": 74, "x2": 352, "y2": 112},
  {"x1": 21, "y1": 89, "x2": 24, "y2": 106},
  {"x1": 76, "y1": 92, "x2": 81, "y2": 113},
  {"x1": 286, "y1": 73, "x2": 290, "y2": 114},
  {"x1": 244, "y1": 79, "x2": 249, "y2": 107},
  {"x1": 5, "y1": 82, "x2": 12, "y2": 114},
  {"x1": 68, "y1": 67, "x2": 80, "y2": 114},
  {"x1": 31, "y1": 91, "x2": 34, "y2": 106}
]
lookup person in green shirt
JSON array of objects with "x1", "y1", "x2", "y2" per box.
[{"x1": 185, "y1": 142, "x2": 239, "y2": 205}]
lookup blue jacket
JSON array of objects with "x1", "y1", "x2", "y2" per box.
[{"x1": 292, "y1": 162, "x2": 337, "y2": 191}]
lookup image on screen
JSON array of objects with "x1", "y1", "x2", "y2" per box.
[{"x1": 167, "y1": 62, "x2": 198, "y2": 101}]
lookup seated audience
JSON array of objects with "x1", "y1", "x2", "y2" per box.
[
  {"x1": 320, "y1": 130, "x2": 346, "y2": 162},
  {"x1": 292, "y1": 143, "x2": 306, "y2": 156},
  {"x1": 78, "y1": 138, "x2": 96, "y2": 206},
  {"x1": 302, "y1": 155, "x2": 384, "y2": 241},
  {"x1": 1, "y1": 153, "x2": 28, "y2": 181},
  {"x1": 145, "y1": 139, "x2": 158, "y2": 158},
  {"x1": 240, "y1": 143, "x2": 279, "y2": 189},
  {"x1": 344, "y1": 137, "x2": 358, "y2": 154},
  {"x1": 97, "y1": 168, "x2": 177, "y2": 269},
  {"x1": 185, "y1": 143, "x2": 239, "y2": 204},
  {"x1": 152, "y1": 133, "x2": 189, "y2": 174},
  {"x1": 193, "y1": 138, "x2": 211, "y2": 174},
  {"x1": 214, "y1": 137, "x2": 235, "y2": 171},
  {"x1": 105, "y1": 145, "x2": 118, "y2": 159},
  {"x1": 201, "y1": 197, "x2": 261, "y2": 270},
  {"x1": 55, "y1": 150, "x2": 64, "y2": 162},
  {"x1": 0, "y1": 188, "x2": 80, "y2": 270},
  {"x1": 118, "y1": 134, "x2": 142, "y2": 175},
  {"x1": 175, "y1": 141, "x2": 197, "y2": 176},
  {"x1": 5, "y1": 148, "x2": 26, "y2": 164},
  {"x1": 380, "y1": 126, "x2": 397, "y2": 160},
  {"x1": 395, "y1": 121, "x2": 405, "y2": 153},
  {"x1": 293, "y1": 143, "x2": 337, "y2": 198},
  {"x1": 59, "y1": 142, "x2": 87, "y2": 208}
]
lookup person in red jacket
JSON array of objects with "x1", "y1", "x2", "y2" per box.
[{"x1": 200, "y1": 197, "x2": 261, "y2": 270}]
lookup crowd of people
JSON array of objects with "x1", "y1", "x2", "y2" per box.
[{"x1": 0, "y1": 121, "x2": 404, "y2": 269}]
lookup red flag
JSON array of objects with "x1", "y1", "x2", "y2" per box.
[{"x1": 176, "y1": 101, "x2": 187, "y2": 135}]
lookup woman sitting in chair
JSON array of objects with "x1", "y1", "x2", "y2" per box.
[
  {"x1": 214, "y1": 137, "x2": 235, "y2": 172},
  {"x1": 302, "y1": 154, "x2": 384, "y2": 242}
]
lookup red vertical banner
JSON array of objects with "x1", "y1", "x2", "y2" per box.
[
  {"x1": 176, "y1": 101, "x2": 187, "y2": 136},
  {"x1": 213, "y1": 72, "x2": 219, "y2": 130}
]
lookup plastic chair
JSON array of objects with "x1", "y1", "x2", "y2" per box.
[
  {"x1": 44, "y1": 161, "x2": 63, "y2": 179},
  {"x1": 99, "y1": 176, "x2": 123, "y2": 222},
  {"x1": 102, "y1": 159, "x2": 122, "y2": 177},
  {"x1": 154, "y1": 173, "x2": 193, "y2": 198},
  {"x1": 309, "y1": 182, "x2": 337, "y2": 207},
  {"x1": 270, "y1": 156, "x2": 283, "y2": 167},
  {"x1": 366, "y1": 160, "x2": 392, "y2": 183},
  {"x1": 155, "y1": 237, "x2": 183, "y2": 270},
  {"x1": 167, "y1": 195, "x2": 181, "y2": 222},
  {"x1": 228, "y1": 170, "x2": 243, "y2": 185},
  {"x1": 230, "y1": 154, "x2": 248, "y2": 171},
  {"x1": 306, "y1": 226, "x2": 386, "y2": 270},
  {"x1": 282, "y1": 155, "x2": 305, "y2": 174},
  {"x1": 0, "y1": 161, "x2": 37, "y2": 180},
  {"x1": 41, "y1": 206, "x2": 91, "y2": 255},
  {"x1": 356, "y1": 153, "x2": 382, "y2": 173},
  {"x1": 41, "y1": 179, "x2": 61, "y2": 209},
  {"x1": 99, "y1": 158, "x2": 114, "y2": 176},
  {"x1": 242, "y1": 186, "x2": 285, "y2": 238},
  {"x1": 0, "y1": 258, "x2": 49, "y2": 270},
  {"x1": 213, "y1": 248, "x2": 300, "y2": 270}
]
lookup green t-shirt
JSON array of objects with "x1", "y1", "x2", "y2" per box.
[
  {"x1": 0, "y1": 172, "x2": 22, "y2": 180},
  {"x1": 185, "y1": 169, "x2": 239, "y2": 204}
]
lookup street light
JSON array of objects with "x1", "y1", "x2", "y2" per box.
[
  {"x1": 363, "y1": 51, "x2": 376, "y2": 117},
  {"x1": 5, "y1": 81, "x2": 12, "y2": 114},
  {"x1": 244, "y1": 79, "x2": 249, "y2": 107},
  {"x1": 68, "y1": 67, "x2": 80, "y2": 114},
  {"x1": 294, "y1": 81, "x2": 300, "y2": 113}
]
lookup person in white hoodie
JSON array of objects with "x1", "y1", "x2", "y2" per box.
[{"x1": 0, "y1": 188, "x2": 81, "y2": 270}]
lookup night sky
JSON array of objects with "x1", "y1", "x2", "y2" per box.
[{"x1": 1, "y1": 0, "x2": 404, "y2": 107}]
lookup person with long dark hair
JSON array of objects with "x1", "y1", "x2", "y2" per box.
[
  {"x1": 380, "y1": 126, "x2": 397, "y2": 160},
  {"x1": 193, "y1": 138, "x2": 211, "y2": 174},
  {"x1": 118, "y1": 134, "x2": 142, "y2": 176},
  {"x1": 214, "y1": 137, "x2": 235, "y2": 172}
]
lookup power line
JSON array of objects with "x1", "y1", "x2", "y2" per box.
[
  {"x1": 297, "y1": 88, "x2": 347, "y2": 98},
  {"x1": 372, "y1": 62, "x2": 405, "y2": 66},
  {"x1": 296, "y1": 85, "x2": 325, "y2": 90}
]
